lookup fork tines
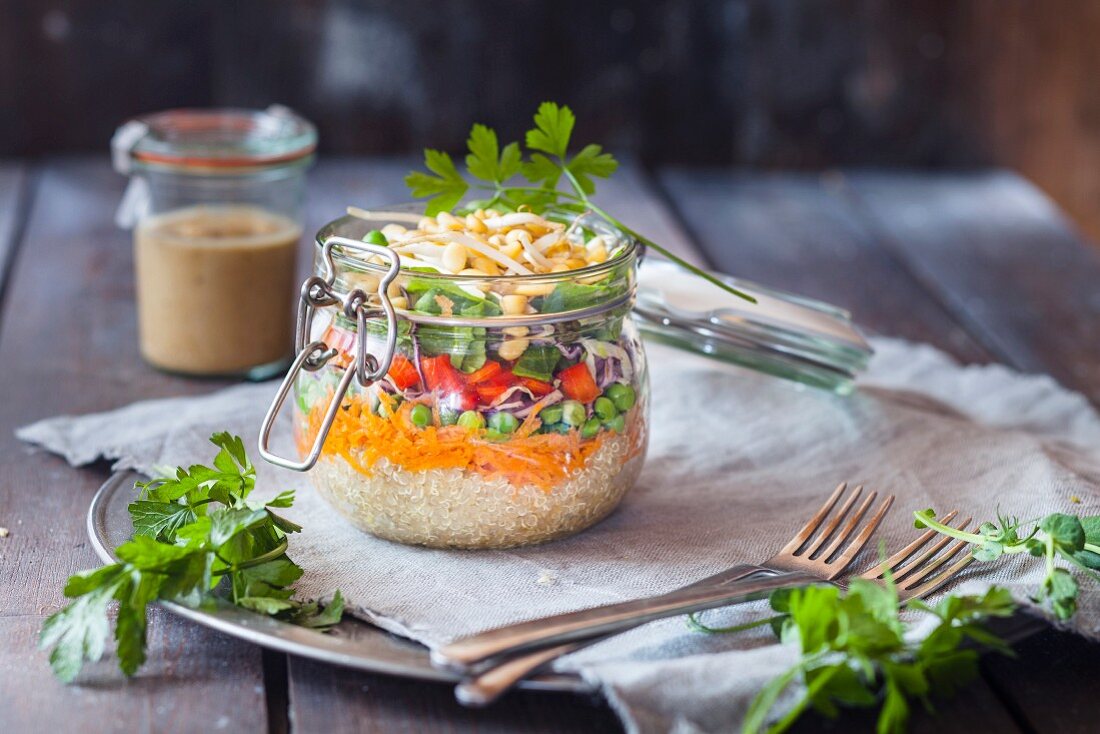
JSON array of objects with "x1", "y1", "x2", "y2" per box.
[
  {"x1": 781, "y1": 482, "x2": 895, "y2": 571},
  {"x1": 860, "y1": 510, "x2": 975, "y2": 600}
]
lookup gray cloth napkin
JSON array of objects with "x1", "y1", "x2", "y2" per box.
[{"x1": 17, "y1": 338, "x2": 1100, "y2": 734}]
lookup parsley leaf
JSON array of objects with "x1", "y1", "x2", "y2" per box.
[
  {"x1": 42, "y1": 434, "x2": 345, "y2": 682},
  {"x1": 402, "y1": 101, "x2": 757, "y2": 304},
  {"x1": 405, "y1": 149, "x2": 469, "y2": 215},
  {"x1": 566, "y1": 143, "x2": 618, "y2": 194},
  {"x1": 465, "y1": 124, "x2": 521, "y2": 184},
  {"x1": 525, "y1": 101, "x2": 575, "y2": 157},
  {"x1": 519, "y1": 152, "x2": 563, "y2": 189},
  {"x1": 731, "y1": 579, "x2": 1015, "y2": 734}
]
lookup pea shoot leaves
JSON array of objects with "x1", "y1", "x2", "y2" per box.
[
  {"x1": 914, "y1": 508, "x2": 1100, "y2": 621},
  {"x1": 41, "y1": 433, "x2": 344, "y2": 683}
]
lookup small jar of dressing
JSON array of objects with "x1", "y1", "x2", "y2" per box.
[{"x1": 112, "y1": 106, "x2": 316, "y2": 379}]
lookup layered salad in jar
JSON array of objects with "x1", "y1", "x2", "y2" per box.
[{"x1": 293, "y1": 208, "x2": 649, "y2": 549}]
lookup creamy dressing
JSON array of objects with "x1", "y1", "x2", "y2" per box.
[{"x1": 134, "y1": 205, "x2": 300, "y2": 375}]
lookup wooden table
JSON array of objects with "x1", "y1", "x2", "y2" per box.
[{"x1": 2, "y1": 157, "x2": 1100, "y2": 733}]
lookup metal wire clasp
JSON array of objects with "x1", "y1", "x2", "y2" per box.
[{"x1": 258, "y1": 237, "x2": 400, "y2": 471}]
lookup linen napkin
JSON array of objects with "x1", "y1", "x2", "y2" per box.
[{"x1": 18, "y1": 338, "x2": 1100, "y2": 734}]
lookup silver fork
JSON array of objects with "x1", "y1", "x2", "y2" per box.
[
  {"x1": 454, "y1": 507, "x2": 974, "y2": 707},
  {"x1": 434, "y1": 482, "x2": 894, "y2": 681},
  {"x1": 861, "y1": 509, "x2": 975, "y2": 600}
]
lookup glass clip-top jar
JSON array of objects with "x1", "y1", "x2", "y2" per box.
[
  {"x1": 113, "y1": 106, "x2": 316, "y2": 379},
  {"x1": 259, "y1": 207, "x2": 649, "y2": 549}
]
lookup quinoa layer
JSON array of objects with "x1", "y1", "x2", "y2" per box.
[{"x1": 310, "y1": 435, "x2": 644, "y2": 549}]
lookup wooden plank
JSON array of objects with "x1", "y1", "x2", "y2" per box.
[
  {"x1": 845, "y1": 170, "x2": 1100, "y2": 402},
  {"x1": 289, "y1": 656, "x2": 621, "y2": 734},
  {"x1": 0, "y1": 157, "x2": 267, "y2": 731},
  {"x1": 786, "y1": 674, "x2": 1023, "y2": 734},
  {"x1": 842, "y1": 171, "x2": 1100, "y2": 734},
  {"x1": 657, "y1": 169, "x2": 992, "y2": 364},
  {"x1": 0, "y1": 611, "x2": 267, "y2": 733},
  {"x1": 980, "y1": 629, "x2": 1100, "y2": 734},
  {"x1": 0, "y1": 163, "x2": 28, "y2": 303}
]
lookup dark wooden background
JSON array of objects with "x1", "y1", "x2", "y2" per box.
[
  {"x1": 1, "y1": 0, "x2": 952, "y2": 163},
  {"x1": 8, "y1": 0, "x2": 1100, "y2": 240},
  {"x1": 5, "y1": 1, "x2": 1100, "y2": 241}
]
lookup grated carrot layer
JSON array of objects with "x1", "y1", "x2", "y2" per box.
[{"x1": 297, "y1": 394, "x2": 619, "y2": 491}]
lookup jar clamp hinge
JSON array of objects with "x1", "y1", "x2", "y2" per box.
[{"x1": 258, "y1": 237, "x2": 400, "y2": 471}]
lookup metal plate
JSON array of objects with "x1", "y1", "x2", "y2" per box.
[
  {"x1": 89, "y1": 474, "x2": 1046, "y2": 690},
  {"x1": 87, "y1": 472, "x2": 590, "y2": 693}
]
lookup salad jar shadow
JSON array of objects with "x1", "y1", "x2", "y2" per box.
[{"x1": 260, "y1": 207, "x2": 649, "y2": 549}]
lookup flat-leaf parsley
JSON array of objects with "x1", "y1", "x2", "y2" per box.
[{"x1": 41, "y1": 433, "x2": 343, "y2": 682}]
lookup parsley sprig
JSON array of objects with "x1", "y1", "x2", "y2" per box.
[
  {"x1": 689, "y1": 579, "x2": 1016, "y2": 734},
  {"x1": 405, "y1": 101, "x2": 756, "y2": 304},
  {"x1": 915, "y1": 508, "x2": 1100, "y2": 620},
  {"x1": 41, "y1": 433, "x2": 344, "y2": 682}
]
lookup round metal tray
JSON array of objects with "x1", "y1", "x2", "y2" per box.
[
  {"x1": 88, "y1": 473, "x2": 1048, "y2": 693},
  {"x1": 87, "y1": 472, "x2": 589, "y2": 693}
]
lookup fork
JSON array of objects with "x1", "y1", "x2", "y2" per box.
[
  {"x1": 433, "y1": 482, "x2": 894, "y2": 677},
  {"x1": 455, "y1": 509, "x2": 975, "y2": 706}
]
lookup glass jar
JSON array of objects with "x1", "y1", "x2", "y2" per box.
[
  {"x1": 112, "y1": 106, "x2": 316, "y2": 379},
  {"x1": 260, "y1": 208, "x2": 649, "y2": 549}
]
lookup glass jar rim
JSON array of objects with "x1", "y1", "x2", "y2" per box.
[
  {"x1": 115, "y1": 106, "x2": 317, "y2": 174},
  {"x1": 314, "y1": 205, "x2": 639, "y2": 285}
]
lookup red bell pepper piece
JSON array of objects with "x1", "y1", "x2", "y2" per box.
[
  {"x1": 558, "y1": 363, "x2": 600, "y2": 403},
  {"x1": 519, "y1": 376, "x2": 555, "y2": 397},
  {"x1": 474, "y1": 368, "x2": 518, "y2": 404},
  {"x1": 421, "y1": 355, "x2": 460, "y2": 392},
  {"x1": 422, "y1": 355, "x2": 478, "y2": 410},
  {"x1": 466, "y1": 360, "x2": 503, "y2": 385},
  {"x1": 387, "y1": 354, "x2": 421, "y2": 390}
]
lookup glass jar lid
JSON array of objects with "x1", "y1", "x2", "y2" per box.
[
  {"x1": 112, "y1": 105, "x2": 317, "y2": 174},
  {"x1": 634, "y1": 260, "x2": 873, "y2": 394}
]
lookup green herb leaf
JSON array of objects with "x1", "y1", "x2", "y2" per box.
[
  {"x1": 402, "y1": 101, "x2": 758, "y2": 303},
  {"x1": 265, "y1": 490, "x2": 296, "y2": 509},
  {"x1": 405, "y1": 149, "x2": 469, "y2": 215},
  {"x1": 1041, "y1": 513, "x2": 1085, "y2": 552},
  {"x1": 1080, "y1": 516, "x2": 1100, "y2": 545},
  {"x1": 525, "y1": 101, "x2": 575, "y2": 158},
  {"x1": 519, "y1": 153, "x2": 563, "y2": 188},
  {"x1": 42, "y1": 434, "x2": 344, "y2": 683},
  {"x1": 128, "y1": 500, "x2": 196, "y2": 542},
  {"x1": 566, "y1": 144, "x2": 618, "y2": 195},
  {"x1": 1040, "y1": 567, "x2": 1079, "y2": 620},
  {"x1": 914, "y1": 508, "x2": 1100, "y2": 622},
  {"x1": 40, "y1": 578, "x2": 121, "y2": 683},
  {"x1": 290, "y1": 590, "x2": 346, "y2": 630},
  {"x1": 733, "y1": 574, "x2": 1014, "y2": 734},
  {"x1": 465, "y1": 124, "x2": 521, "y2": 184}
]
